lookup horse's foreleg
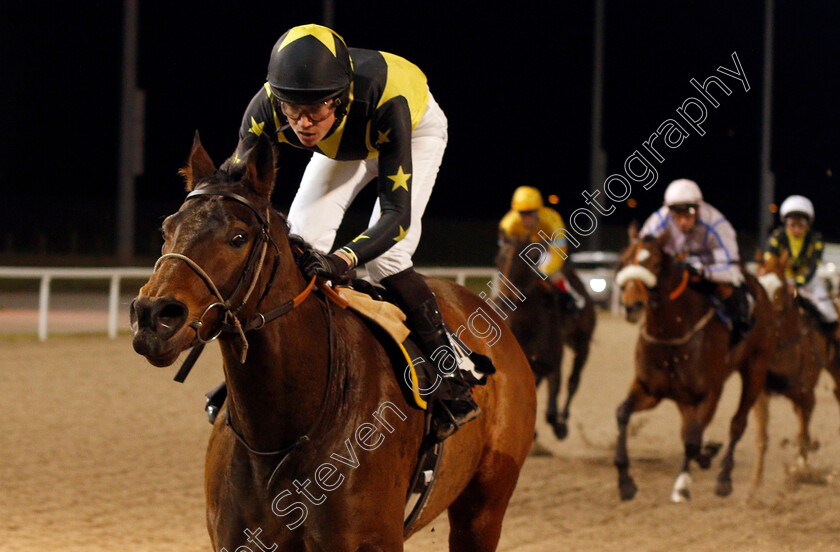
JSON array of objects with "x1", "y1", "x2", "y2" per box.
[
  {"x1": 717, "y1": 362, "x2": 766, "y2": 497},
  {"x1": 558, "y1": 338, "x2": 591, "y2": 440},
  {"x1": 615, "y1": 381, "x2": 660, "y2": 501},
  {"x1": 671, "y1": 399, "x2": 718, "y2": 502},
  {"x1": 750, "y1": 392, "x2": 770, "y2": 491},
  {"x1": 795, "y1": 392, "x2": 818, "y2": 465}
]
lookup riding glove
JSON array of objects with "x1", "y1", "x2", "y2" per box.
[
  {"x1": 301, "y1": 250, "x2": 350, "y2": 282},
  {"x1": 685, "y1": 257, "x2": 707, "y2": 279}
]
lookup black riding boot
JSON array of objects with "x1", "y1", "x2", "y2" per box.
[
  {"x1": 724, "y1": 284, "x2": 754, "y2": 345},
  {"x1": 820, "y1": 320, "x2": 839, "y2": 353},
  {"x1": 405, "y1": 295, "x2": 483, "y2": 439},
  {"x1": 382, "y1": 268, "x2": 482, "y2": 440}
]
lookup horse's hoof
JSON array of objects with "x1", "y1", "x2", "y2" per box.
[
  {"x1": 703, "y1": 441, "x2": 723, "y2": 458},
  {"x1": 809, "y1": 439, "x2": 821, "y2": 452},
  {"x1": 619, "y1": 478, "x2": 638, "y2": 501},
  {"x1": 552, "y1": 421, "x2": 569, "y2": 440},
  {"x1": 715, "y1": 479, "x2": 733, "y2": 497},
  {"x1": 670, "y1": 487, "x2": 690, "y2": 503}
]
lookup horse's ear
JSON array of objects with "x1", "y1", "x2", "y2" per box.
[
  {"x1": 655, "y1": 230, "x2": 670, "y2": 249},
  {"x1": 244, "y1": 133, "x2": 276, "y2": 198},
  {"x1": 627, "y1": 221, "x2": 639, "y2": 243},
  {"x1": 779, "y1": 247, "x2": 790, "y2": 268},
  {"x1": 179, "y1": 131, "x2": 216, "y2": 191}
]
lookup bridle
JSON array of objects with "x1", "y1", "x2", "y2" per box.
[
  {"x1": 153, "y1": 186, "x2": 342, "y2": 463},
  {"x1": 618, "y1": 242, "x2": 711, "y2": 345},
  {"x1": 153, "y1": 186, "x2": 317, "y2": 377}
]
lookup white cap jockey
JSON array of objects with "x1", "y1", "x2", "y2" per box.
[
  {"x1": 663, "y1": 178, "x2": 703, "y2": 208},
  {"x1": 639, "y1": 178, "x2": 743, "y2": 285},
  {"x1": 779, "y1": 195, "x2": 814, "y2": 222}
]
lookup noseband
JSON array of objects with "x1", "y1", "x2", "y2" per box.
[{"x1": 153, "y1": 187, "x2": 316, "y2": 375}]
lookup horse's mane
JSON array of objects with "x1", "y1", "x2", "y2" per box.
[{"x1": 211, "y1": 153, "x2": 322, "y2": 270}]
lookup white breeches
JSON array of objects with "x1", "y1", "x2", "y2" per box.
[
  {"x1": 287, "y1": 91, "x2": 448, "y2": 283},
  {"x1": 798, "y1": 276, "x2": 837, "y2": 323}
]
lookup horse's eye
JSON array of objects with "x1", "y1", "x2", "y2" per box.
[{"x1": 230, "y1": 232, "x2": 248, "y2": 248}]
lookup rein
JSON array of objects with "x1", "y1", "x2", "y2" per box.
[{"x1": 640, "y1": 307, "x2": 716, "y2": 346}]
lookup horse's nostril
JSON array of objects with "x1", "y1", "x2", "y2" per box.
[{"x1": 157, "y1": 302, "x2": 187, "y2": 332}]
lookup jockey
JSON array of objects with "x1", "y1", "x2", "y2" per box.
[
  {"x1": 764, "y1": 195, "x2": 838, "y2": 335},
  {"x1": 498, "y1": 186, "x2": 586, "y2": 311},
  {"x1": 230, "y1": 24, "x2": 479, "y2": 439},
  {"x1": 639, "y1": 178, "x2": 753, "y2": 343}
]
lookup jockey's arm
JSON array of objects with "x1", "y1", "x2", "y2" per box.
[
  {"x1": 538, "y1": 208, "x2": 569, "y2": 280},
  {"x1": 335, "y1": 99, "x2": 413, "y2": 268},
  {"x1": 702, "y1": 217, "x2": 740, "y2": 280}
]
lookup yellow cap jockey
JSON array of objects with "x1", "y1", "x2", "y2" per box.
[
  {"x1": 499, "y1": 186, "x2": 568, "y2": 275},
  {"x1": 511, "y1": 185, "x2": 544, "y2": 212}
]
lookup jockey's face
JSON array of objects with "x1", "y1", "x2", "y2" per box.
[
  {"x1": 785, "y1": 215, "x2": 809, "y2": 239},
  {"x1": 281, "y1": 100, "x2": 337, "y2": 147},
  {"x1": 519, "y1": 210, "x2": 539, "y2": 231},
  {"x1": 669, "y1": 207, "x2": 697, "y2": 234}
]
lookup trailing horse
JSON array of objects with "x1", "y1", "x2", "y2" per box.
[
  {"x1": 494, "y1": 238, "x2": 596, "y2": 440},
  {"x1": 752, "y1": 251, "x2": 840, "y2": 487},
  {"x1": 613, "y1": 229, "x2": 774, "y2": 501},
  {"x1": 131, "y1": 134, "x2": 536, "y2": 551}
]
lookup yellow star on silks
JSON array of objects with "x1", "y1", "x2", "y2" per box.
[
  {"x1": 393, "y1": 225, "x2": 409, "y2": 242},
  {"x1": 375, "y1": 129, "x2": 391, "y2": 146},
  {"x1": 278, "y1": 24, "x2": 339, "y2": 56},
  {"x1": 248, "y1": 117, "x2": 265, "y2": 136},
  {"x1": 352, "y1": 234, "x2": 370, "y2": 243},
  {"x1": 388, "y1": 166, "x2": 411, "y2": 192}
]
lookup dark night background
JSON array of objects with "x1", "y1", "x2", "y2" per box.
[{"x1": 1, "y1": 1, "x2": 837, "y2": 266}]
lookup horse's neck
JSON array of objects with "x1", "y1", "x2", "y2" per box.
[
  {"x1": 222, "y1": 255, "x2": 332, "y2": 455},
  {"x1": 644, "y1": 268, "x2": 708, "y2": 334},
  {"x1": 779, "y1": 284, "x2": 808, "y2": 336}
]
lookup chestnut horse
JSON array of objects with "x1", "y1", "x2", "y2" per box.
[
  {"x1": 752, "y1": 251, "x2": 840, "y2": 487},
  {"x1": 131, "y1": 134, "x2": 536, "y2": 551},
  {"x1": 613, "y1": 230, "x2": 773, "y2": 501},
  {"x1": 494, "y1": 238, "x2": 596, "y2": 439}
]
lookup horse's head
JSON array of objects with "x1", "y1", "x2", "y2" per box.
[
  {"x1": 494, "y1": 235, "x2": 528, "y2": 277},
  {"x1": 494, "y1": 234, "x2": 551, "y2": 298},
  {"x1": 757, "y1": 249, "x2": 792, "y2": 314},
  {"x1": 615, "y1": 232, "x2": 672, "y2": 322},
  {"x1": 131, "y1": 132, "x2": 296, "y2": 367}
]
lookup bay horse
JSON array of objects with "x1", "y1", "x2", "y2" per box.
[
  {"x1": 613, "y1": 229, "x2": 773, "y2": 501},
  {"x1": 752, "y1": 251, "x2": 839, "y2": 487},
  {"x1": 494, "y1": 237, "x2": 596, "y2": 440},
  {"x1": 131, "y1": 134, "x2": 536, "y2": 551}
]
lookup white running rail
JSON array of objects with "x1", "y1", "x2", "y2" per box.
[
  {"x1": 0, "y1": 267, "x2": 153, "y2": 341},
  {"x1": 0, "y1": 266, "x2": 497, "y2": 341},
  {"x1": 0, "y1": 263, "x2": 619, "y2": 340}
]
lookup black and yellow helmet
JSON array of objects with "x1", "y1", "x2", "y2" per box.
[{"x1": 267, "y1": 24, "x2": 353, "y2": 105}]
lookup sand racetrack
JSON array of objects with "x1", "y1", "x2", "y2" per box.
[{"x1": 2, "y1": 312, "x2": 839, "y2": 551}]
